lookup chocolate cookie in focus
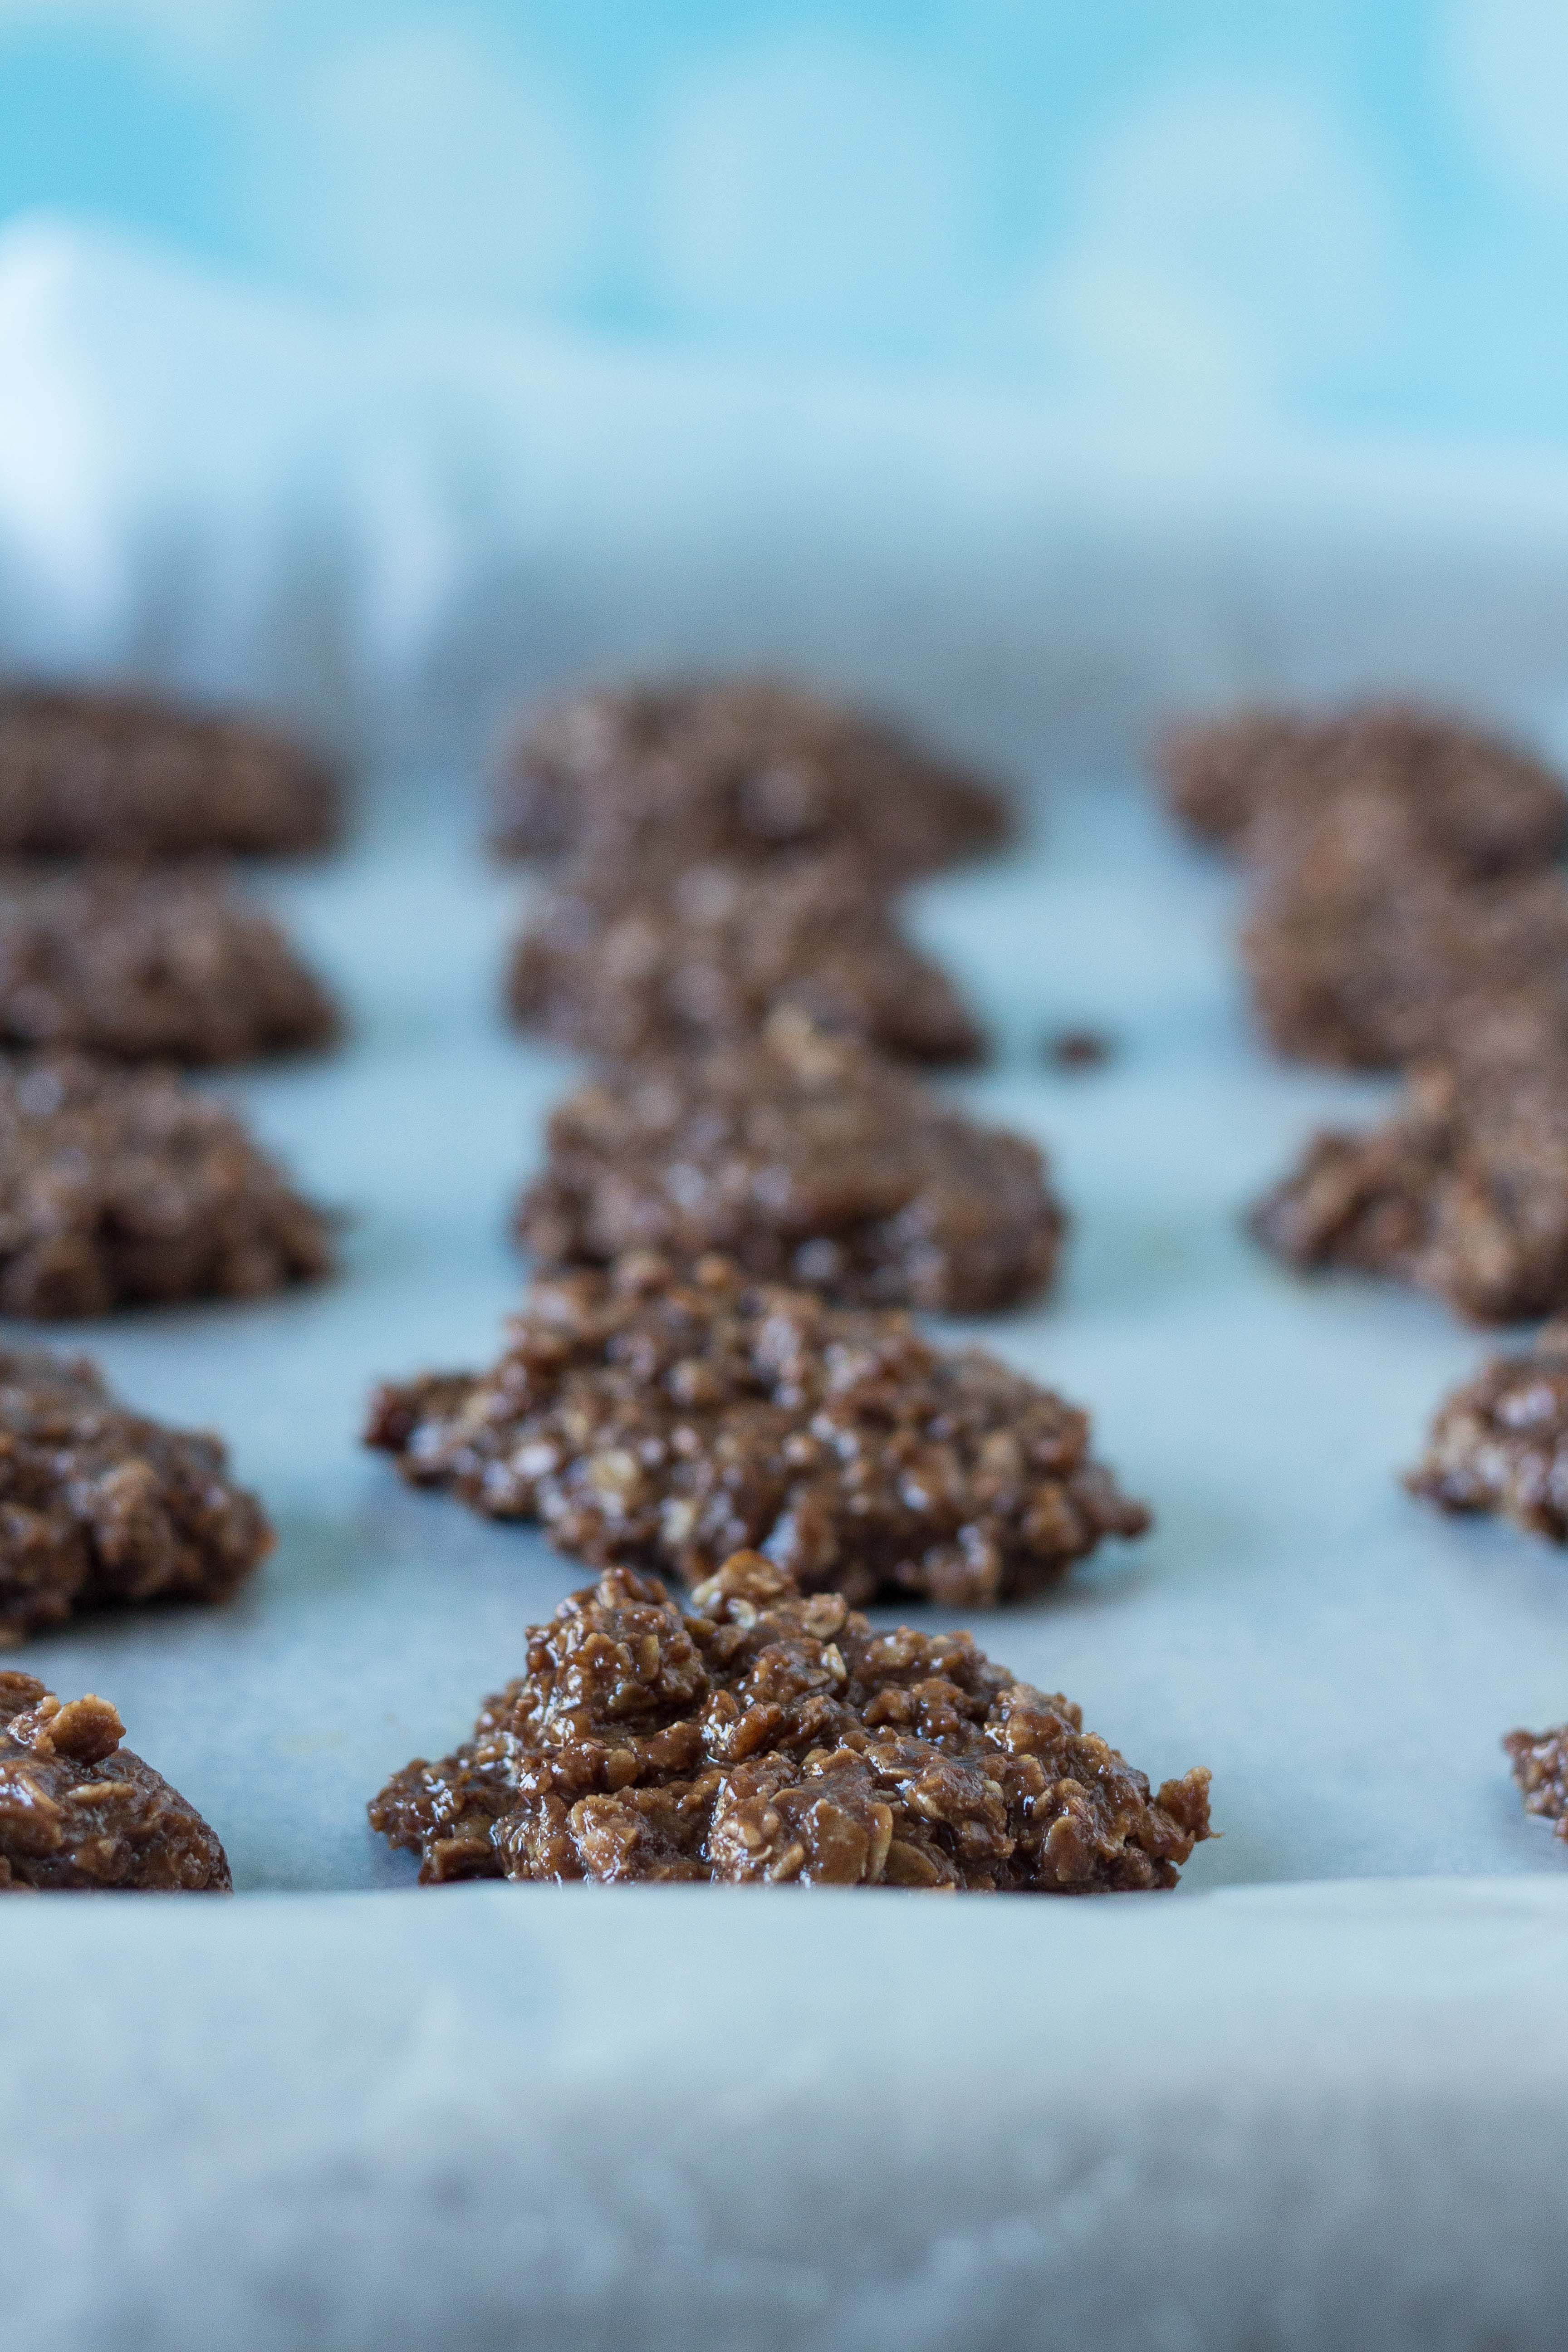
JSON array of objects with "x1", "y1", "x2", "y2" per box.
[
  {"x1": 491, "y1": 675, "x2": 1013, "y2": 876},
  {"x1": 0, "y1": 681, "x2": 343, "y2": 858},
  {"x1": 515, "y1": 1015, "x2": 1063, "y2": 1313},
  {"x1": 0, "y1": 1345, "x2": 272, "y2": 1644},
  {"x1": 367, "y1": 1252, "x2": 1147, "y2": 1609},
  {"x1": 370, "y1": 1550, "x2": 1210, "y2": 1890},
  {"x1": 0, "y1": 1053, "x2": 333, "y2": 1318},
  {"x1": 0, "y1": 1674, "x2": 230, "y2": 1891}
]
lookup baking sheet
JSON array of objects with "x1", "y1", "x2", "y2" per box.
[{"x1": 12, "y1": 761, "x2": 1568, "y2": 1895}]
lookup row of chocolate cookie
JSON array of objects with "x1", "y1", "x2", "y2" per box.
[
  {"x1": 1157, "y1": 701, "x2": 1568, "y2": 1852},
  {"x1": 0, "y1": 683, "x2": 346, "y2": 1314}
]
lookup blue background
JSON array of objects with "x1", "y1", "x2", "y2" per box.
[{"x1": 2, "y1": 0, "x2": 1567, "y2": 439}]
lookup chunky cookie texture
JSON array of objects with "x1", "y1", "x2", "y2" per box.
[
  {"x1": 1504, "y1": 1721, "x2": 1568, "y2": 1843},
  {"x1": 506, "y1": 854, "x2": 985, "y2": 1067},
  {"x1": 515, "y1": 1021, "x2": 1063, "y2": 1313},
  {"x1": 1240, "y1": 791, "x2": 1568, "y2": 1071},
  {"x1": 0, "y1": 1674, "x2": 230, "y2": 1890},
  {"x1": 1250, "y1": 1007, "x2": 1568, "y2": 1324},
  {"x1": 492, "y1": 677, "x2": 1013, "y2": 874},
  {"x1": 369, "y1": 1551, "x2": 1211, "y2": 1889},
  {"x1": 0, "y1": 1053, "x2": 333, "y2": 1318},
  {"x1": 0, "y1": 684, "x2": 342, "y2": 858},
  {"x1": 1157, "y1": 702, "x2": 1568, "y2": 876},
  {"x1": 0, "y1": 865, "x2": 340, "y2": 1063},
  {"x1": 1409, "y1": 1322, "x2": 1568, "y2": 1540},
  {"x1": 367, "y1": 1254, "x2": 1148, "y2": 1607},
  {"x1": 0, "y1": 1347, "x2": 272, "y2": 1643}
]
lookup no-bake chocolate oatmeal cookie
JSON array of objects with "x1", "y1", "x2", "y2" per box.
[
  {"x1": 1158, "y1": 702, "x2": 1568, "y2": 876},
  {"x1": 1503, "y1": 1720, "x2": 1568, "y2": 1843},
  {"x1": 1408, "y1": 1320, "x2": 1568, "y2": 1540},
  {"x1": 0, "y1": 684, "x2": 342, "y2": 857},
  {"x1": 369, "y1": 1551, "x2": 1211, "y2": 1889},
  {"x1": 0, "y1": 1346, "x2": 271, "y2": 1643},
  {"x1": 492, "y1": 677, "x2": 1013, "y2": 874},
  {"x1": 506, "y1": 854, "x2": 985, "y2": 1066},
  {"x1": 515, "y1": 1019, "x2": 1063, "y2": 1313},
  {"x1": 1250, "y1": 1005, "x2": 1568, "y2": 1323},
  {"x1": 1240, "y1": 792, "x2": 1568, "y2": 1070},
  {"x1": 0, "y1": 1052, "x2": 332, "y2": 1318},
  {"x1": 0, "y1": 1673, "x2": 230, "y2": 1890},
  {"x1": 367, "y1": 1253, "x2": 1148, "y2": 1607},
  {"x1": 0, "y1": 865, "x2": 340, "y2": 1063}
]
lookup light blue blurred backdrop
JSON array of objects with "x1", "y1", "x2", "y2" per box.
[{"x1": 2, "y1": 0, "x2": 1566, "y2": 439}]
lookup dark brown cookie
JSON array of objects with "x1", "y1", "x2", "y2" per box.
[
  {"x1": 0, "y1": 683, "x2": 342, "y2": 858},
  {"x1": 369, "y1": 1550, "x2": 1211, "y2": 1890},
  {"x1": 0, "y1": 1674, "x2": 230, "y2": 1890},
  {"x1": 0, "y1": 865, "x2": 340, "y2": 1064},
  {"x1": 1157, "y1": 702, "x2": 1568, "y2": 877},
  {"x1": 491, "y1": 677, "x2": 1013, "y2": 874},
  {"x1": 366, "y1": 1251, "x2": 1149, "y2": 1608},
  {"x1": 0, "y1": 1346, "x2": 272, "y2": 1643},
  {"x1": 515, "y1": 1019, "x2": 1063, "y2": 1312},
  {"x1": 1504, "y1": 1720, "x2": 1568, "y2": 1843},
  {"x1": 0, "y1": 1052, "x2": 333, "y2": 1318},
  {"x1": 1249, "y1": 1003, "x2": 1568, "y2": 1323},
  {"x1": 1408, "y1": 1320, "x2": 1568, "y2": 1539},
  {"x1": 1240, "y1": 790, "x2": 1568, "y2": 1070},
  {"x1": 506, "y1": 854, "x2": 985, "y2": 1066}
]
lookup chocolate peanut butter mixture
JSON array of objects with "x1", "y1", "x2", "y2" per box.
[
  {"x1": 0, "y1": 1052, "x2": 332, "y2": 1318},
  {"x1": 492, "y1": 677, "x2": 1013, "y2": 875},
  {"x1": 0, "y1": 1673, "x2": 230, "y2": 1890},
  {"x1": 1250, "y1": 1005, "x2": 1568, "y2": 1323},
  {"x1": 0, "y1": 684, "x2": 342, "y2": 857},
  {"x1": 1157, "y1": 702, "x2": 1568, "y2": 877},
  {"x1": 1504, "y1": 1720, "x2": 1568, "y2": 1843},
  {"x1": 369, "y1": 1551, "x2": 1211, "y2": 1889},
  {"x1": 506, "y1": 853, "x2": 985, "y2": 1067},
  {"x1": 367, "y1": 1253, "x2": 1148, "y2": 1607},
  {"x1": 1409, "y1": 1320, "x2": 1568, "y2": 1539},
  {"x1": 0, "y1": 865, "x2": 340, "y2": 1063},
  {"x1": 515, "y1": 1019, "x2": 1063, "y2": 1313},
  {"x1": 0, "y1": 1346, "x2": 271, "y2": 1643},
  {"x1": 1240, "y1": 791, "x2": 1568, "y2": 1071}
]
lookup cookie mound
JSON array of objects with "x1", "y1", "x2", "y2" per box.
[
  {"x1": 1409, "y1": 1322, "x2": 1568, "y2": 1541},
  {"x1": 516, "y1": 1020, "x2": 1063, "y2": 1313},
  {"x1": 0, "y1": 683, "x2": 341, "y2": 857},
  {"x1": 0, "y1": 1052, "x2": 333, "y2": 1318},
  {"x1": 0, "y1": 1674, "x2": 230, "y2": 1891},
  {"x1": 1157, "y1": 702, "x2": 1568, "y2": 877},
  {"x1": 0, "y1": 865, "x2": 340, "y2": 1063},
  {"x1": 492, "y1": 676, "x2": 1013, "y2": 875},
  {"x1": 0, "y1": 1346, "x2": 272, "y2": 1644},
  {"x1": 367, "y1": 1252, "x2": 1148, "y2": 1608},
  {"x1": 370, "y1": 1552, "x2": 1211, "y2": 1890},
  {"x1": 507, "y1": 854, "x2": 984, "y2": 1067}
]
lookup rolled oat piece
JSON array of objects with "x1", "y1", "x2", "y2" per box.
[
  {"x1": 0, "y1": 864, "x2": 340, "y2": 1064},
  {"x1": 1157, "y1": 701, "x2": 1568, "y2": 877},
  {"x1": 1249, "y1": 1003, "x2": 1568, "y2": 1325},
  {"x1": 0, "y1": 683, "x2": 342, "y2": 857},
  {"x1": 0, "y1": 1052, "x2": 333, "y2": 1318},
  {"x1": 491, "y1": 676, "x2": 1013, "y2": 874},
  {"x1": 1504, "y1": 1721, "x2": 1568, "y2": 1843},
  {"x1": 367, "y1": 1251, "x2": 1148, "y2": 1608},
  {"x1": 369, "y1": 1551, "x2": 1210, "y2": 1890},
  {"x1": 0, "y1": 1674, "x2": 230, "y2": 1890},
  {"x1": 1408, "y1": 1319, "x2": 1568, "y2": 1540},
  {"x1": 506, "y1": 853, "x2": 985, "y2": 1067},
  {"x1": 0, "y1": 1345, "x2": 272, "y2": 1644},
  {"x1": 515, "y1": 1017, "x2": 1063, "y2": 1313}
]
